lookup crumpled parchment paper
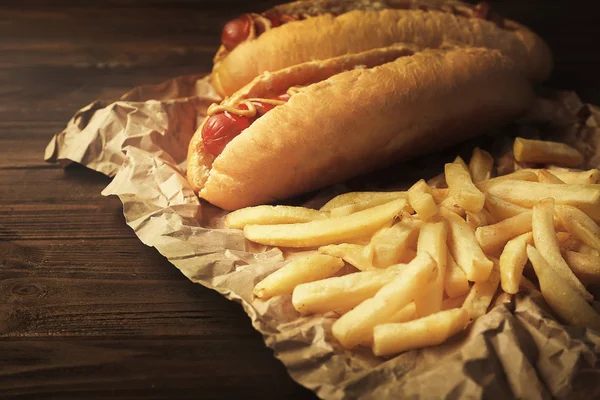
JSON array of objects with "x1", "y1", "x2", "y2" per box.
[{"x1": 45, "y1": 73, "x2": 600, "y2": 400}]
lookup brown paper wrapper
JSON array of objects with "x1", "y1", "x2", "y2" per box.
[{"x1": 45, "y1": 73, "x2": 600, "y2": 399}]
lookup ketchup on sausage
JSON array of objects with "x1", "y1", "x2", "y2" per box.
[
  {"x1": 221, "y1": 14, "x2": 252, "y2": 51},
  {"x1": 202, "y1": 95, "x2": 291, "y2": 156},
  {"x1": 202, "y1": 111, "x2": 251, "y2": 156}
]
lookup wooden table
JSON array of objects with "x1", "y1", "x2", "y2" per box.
[{"x1": 1, "y1": 1, "x2": 598, "y2": 398}]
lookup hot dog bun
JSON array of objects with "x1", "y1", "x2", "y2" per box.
[
  {"x1": 212, "y1": 6, "x2": 551, "y2": 97},
  {"x1": 189, "y1": 46, "x2": 534, "y2": 210}
]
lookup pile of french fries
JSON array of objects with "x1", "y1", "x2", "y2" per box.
[{"x1": 226, "y1": 137, "x2": 600, "y2": 357}]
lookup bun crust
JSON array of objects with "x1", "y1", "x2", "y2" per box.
[
  {"x1": 212, "y1": 9, "x2": 551, "y2": 96},
  {"x1": 195, "y1": 47, "x2": 534, "y2": 210}
]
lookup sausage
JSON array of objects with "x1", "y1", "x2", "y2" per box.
[
  {"x1": 221, "y1": 14, "x2": 252, "y2": 52},
  {"x1": 202, "y1": 95, "x2": 291, "y2": 156}
]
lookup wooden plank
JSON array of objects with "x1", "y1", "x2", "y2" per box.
[
  {"x1": 0, "y1": 166, "x2": 111, "y2": 203},
  {"x1": 0, "y1": 275, "x2": 253, "y2": 337},
  {"x1": 0, "y1": 338, "x2": 317, "y2": 399},
  {"x1": 0, "y1": 239, "x2": 183, "y2": 281}
]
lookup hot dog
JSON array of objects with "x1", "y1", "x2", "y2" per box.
[
  {"x1": 188, "y1": 46, "x2": 534, "y2": 210},
  {"x1": 211, "y1": 0, "x2": 552, "y2": 97}
]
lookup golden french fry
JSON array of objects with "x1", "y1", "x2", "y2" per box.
[
  {"x1": 427, "y1": 172, "x2": 447, "y2": 189},
  {"x1": 487, "y1": 181, "x2": 600, "y2": 221},
  {"x1": 292, "y1": 265, "x2": 405, "y2": 315},
  {"x1": 253, "y1": 254, "x2": 344, "y2": 299},
  {"x1": 462, "y1": 262, "x2": 500, "y2": 319},
  {"x1": 408, "y1": 179, "x2": 439, "y2": 221},
  {"x1": 476, "y1": 170, "x2": 539, "y2": 192},
  {"x1": 564, "y1": 251, "x2": 600, "y2": 286},
  {"x1": 442, "y1": 294, "x2": 468, "y2": 310},
  {"x1": 578, "y1": 243, "x2": 600, "y2": 257},
  {"x1": 329, "y1": 197, "x2": 411, "y2": 217},
  {"x1": 363, "y1": 222, "x2": 420, "y2": 268},
  {"x1": 318, "y1": 243, "x2": 373, "y2": 271},
  {"x1": 555, "y1": 205, "x2": 600, "y2": 251},
  {"x1": 499, "y1": 232, "x2": 534, "y2": 294},
  {"x1": 387, "y1": 302, "x2": 418, "y2": 325},
  {"x1": 537, "y1": 169, "x2": 566, "y2": 184},
  {"x1": 548, "y1": 167, "x2": 600, "y2": 185},
  {"x1": 444, "y1": 251, "x2": 471, "y2": 298},
  {"x1": 469, "y1": 147, "x2": 494, "y2": 184},
  {"x1": 514, "y1": 137, "x2": 583, "y2": 167},
  {"x1": 372, "y1": 308, "x2": 469, "y2": 356},
  {"x1": 440, "y1": 196, "x2": 466, "y2": 217},
  {"x1": 320, "y1": 191, "x2": 406, "y2": 211},
  {"x1": 454, "y1": 156, "x2": 469, "y2": 171},
  {"x1": 466, "y1": 210, "x2": 489, "y2": 230},
  {"x1": 445, "y1": 162, "x2": 485, "y2": 213},
  {"x1": 556, "y1": 232, "x2": 580, "y2": 251},
  {"x1": 431, "y1": 188, "x2": 450, "y2": 204},
  {"x1": 331, "y1": 253, "x2": 437, "y2": 349},
  {"x1": 226, "y1": 205, "x2": 327, "y2": 229},
  {"x1": 414, "y1": 221, "x2": 448, "y2": 316},
  {"x1": 527, "y1": 245, "x2": 600, "y2": 330},
  {"x1": 475, "y1": 211, "x2": 532, "y2": 254},
  {"x1": 244, "y1": 199, "x2": 406, "y2": 247},
  {"x1": 440, "y1": 207, "x2": 493, "y2": 282},
  {"x1": 532, "y1": 198, "x2": 593, "y2": 301},
  {"x1": 485, "y1": 194, "x2": 531, "y2": 221}
]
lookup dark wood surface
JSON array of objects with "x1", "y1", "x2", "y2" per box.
[{"x1": 1, "y1": 1, "x2": 599, "y2": 399}]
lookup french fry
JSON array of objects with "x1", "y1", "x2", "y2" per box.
[
  {"x1": 244, "y1": 199, "x2": 406, "y2": 247},
  {"x1": 462, "y1": 262, "x2": 500, "y2": 319},
  {"x1": 563, "y1": 251, "x2": 600, "y2": 286},
  {"x1": 476, "y1": 170, "x2": 539, "y2": 192},
  {"x1": 555, "y1": 205, "x2": 600, "y2": 251},
  {"x1": 226, "y1": 205, "x2": 327, "y2": 229},
  {"x1": 499, "y1": 232, "x2": 534, "y2": 294},
  {"x1": 320, "y1": 191, "x2": 406, "y2": 211},
  {"x1": 548, "y1": 167, "x2": 600, "y2": 185},
  {"x1": 253, "y1": 254, "x2": 344, "y2": 299},
  {"x1": 486, "y1": 181, "x2": 600, "y2": 221},
  {"x1": 440, "y1": 207, "x2": 493, "y2": 282},
  {"x1": 444, "y1": 251, "x2": 470, "y2": 298},
  {"x1": 331, "y1": 253, "x2": 437, "y2": 348},
  {"x1": 329, "y1": 197, "x2": 411, "y2": 217},
  {"x1": 439, "y1": 196, "x2": 465, "y2": 217},
  {"x1": 454, "y1": 156, "x2": 469, "y2": 170},
  {"x1": 292, "y1": 265, "x2": 404, "y2": 315},
  {"x1": 414, "y1": 221, "x2": 448, "y2": 316},
  {"x1": 408, "y1": 179, "x2": 439, "y2": 221},
  {"x1": 513, "y1": 137, "x2": 583, "y2": 167},
  {"x1": 537, "y1": 169, "x2": 566, "y2": 184},
  {"x1": 431, "y1": 188, "x2": 450, "y2": 204},
  {"x1": 532, "y1": 198, "x2": 593, "y2": 301},
  {"x1": 469, "y1": 147, "x2": 494, "y2": 184},
  {"x1": 318, "y1": 243, "x2": 374, "y2": 271},
  {"x1": 578, "y1": 243, "x2": 600, "y2": 257},
  {"x1": 466, "y1": 210, "x2": 489, "y2": 230},
  {"x1": 556, "y1": 232, "x2": 580, "y2": 251},
  {"x1": 442, "y1": 294, "x2": 468, "y2": 310},
  {"x1": 485, "y1": 194, "x2": 530, "y2": 221},
  {"x1": 372, "y1": 308, "x2": 469, "y2": 356},
  {"x1": 427, "y1": 172, "x2": 447, "y2": 188},
  {"x1": 475, "y1": 211, "x2": 532, "y2": 254},
  {"x1": 363, "y1": 222, "x2": 420, "y2": 268},
  {"x1": 387, "y1": 302, "x2": 418, "y2": 325},
  {"x1": 445, "y1": 162, "x2": 485, "y2": 213},
  {"x1": 527, "y1": 245, "x2": 600, "y2": 330}
]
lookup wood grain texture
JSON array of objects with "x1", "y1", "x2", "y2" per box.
[{"x1": 1, "y1": 0, "x2": 599, "y2": 399}]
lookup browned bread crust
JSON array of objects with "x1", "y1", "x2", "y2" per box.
[
  {"x1": 189, "y1": 47, "x2": 534, "y2": 210},
  {"x1": 212, "y1": 7, "x2": 551, "y2": 97}
]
